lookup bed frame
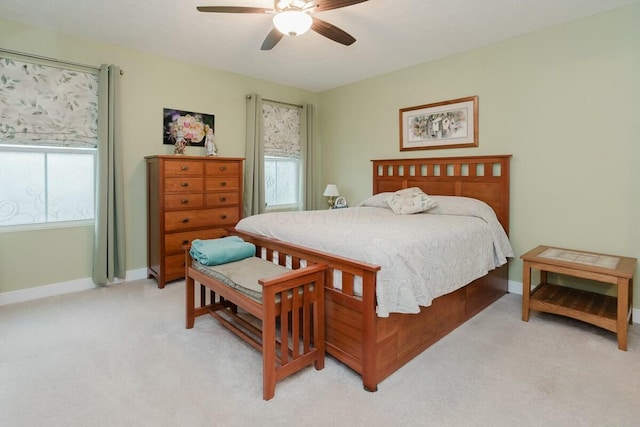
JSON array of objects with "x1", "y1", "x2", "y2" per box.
[{"x1": 233, "y1": 154, "x2": 512, "y2": 392}]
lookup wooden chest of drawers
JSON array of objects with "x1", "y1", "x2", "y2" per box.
[{"x1": 145, "y1": 155, "x2": 244, "y2": 288}]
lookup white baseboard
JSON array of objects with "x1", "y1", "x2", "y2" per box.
[
  {"x1": 508, "y1": 279, "x2": 522, "y2": 295},
  {"x1": 3, "y1": 275, "x2": 639, "y2": 323},
  {"x1": 507, "y1": 279, "x2": 639, "y2": 325},
  {"x1": 0, "y1": 268, "x2": 148, "y2": 306}
]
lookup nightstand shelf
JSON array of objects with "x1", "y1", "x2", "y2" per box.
[
  {"x1": 521, "y1": 245, "x2": 636, "y2": 351},
  {"x1": 529, "y1": 283, "x2": 617, "y2": 331}
]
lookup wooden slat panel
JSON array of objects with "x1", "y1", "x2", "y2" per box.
[
  {"x1": 342, "y1": 271, "x2": 355, "y2": 296},
  {"x1": 373, "y1": 155, "x2": 511, "y2": 234}
]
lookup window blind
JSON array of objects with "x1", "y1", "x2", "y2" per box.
[
  {"x1": 0, "y1": 56, "x2": 99, "y2": 148},
  {"x1": 262, "y1": 101, "x2": 301, "y2": 159}
]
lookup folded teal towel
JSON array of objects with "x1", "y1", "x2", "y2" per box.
[{"x1": 190, "y1": 236, "x2": 256, "y2": 266}]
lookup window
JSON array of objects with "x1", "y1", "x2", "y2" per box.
[
  {"x1": 262, "y1": 102, "x2": 302, "y2": 211},
  {"x1": 0, "y1": 146, "x2": 95, "y2": 226},
  {"x1": 264, "y1": 156, "x2": 299, "y2": 208},
  {"x1": 0, "y1": 55, "x2": 98, "y2": 228}
]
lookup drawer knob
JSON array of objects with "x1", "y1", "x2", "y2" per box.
[
  {"x1": 181, "y1": 165, "x2": 189, "y2": 171},
  {"x1": 181, "y1": 182, "x2": 189, "y2": 187},
  {"x1": 220, "y1": 181, "x2": 227, "y2": 187},
  {"x1": 182, "y1": 218, "x2": 190, "y2": 223},
  {"x1": 181, "y1": 199, "x2": 189, "y2": 204},
  {"x1": 219, "y1": 166, "x2": 227, "y2": 171},
  {"x1": 182, "y1": 240, "x2": 189, "y2": 245},
  {"x1": 219, "y1": 197, "x2": 226, "y2": 202},
  {"x1": 220, "y1": 214, "x2": 227, "y2": 220}
]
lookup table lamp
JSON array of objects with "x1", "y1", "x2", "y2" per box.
[{"x1": 323, "y1": 184, "x2": 340, "y2": 208}]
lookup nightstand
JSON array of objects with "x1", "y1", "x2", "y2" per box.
[{"x1": 521, "y1": 245, "x2": 636, "y2": 350}]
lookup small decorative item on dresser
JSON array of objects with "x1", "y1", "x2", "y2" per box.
[
  {"x1": 174, "y1": 129, "x2": 187, "y2": 155},
  {"x1": 205, "y1": 128, "x2": 218, "y2": 156}
]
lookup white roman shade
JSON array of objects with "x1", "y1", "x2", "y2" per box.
[
  {"x1": 262, "y1": 101, "x2": 301, "y2": 159},
  {"x1": 0, "y1": 56, "x2": 99, "y2": 148}
]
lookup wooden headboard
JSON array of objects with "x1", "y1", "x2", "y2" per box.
[{"x1": 372, "y1": 155, "x2": 511, "y2": 234}]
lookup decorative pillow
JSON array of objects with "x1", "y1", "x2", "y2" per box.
[
  {"x1": 386, "y1": 187, "x2": 437, "y2": 215},
  {"x1": 357, "y1": 192, "x2": 394, "y2": 208}
]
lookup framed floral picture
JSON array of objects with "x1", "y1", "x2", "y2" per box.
[
  {"x1": 399, "y1": 96, "x2": 478, "y2": 151},
  {"x1": 163, "y1": 108, "x2": 215, "y2": 153}
]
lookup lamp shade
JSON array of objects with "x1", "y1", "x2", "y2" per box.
[
  {"x1": 323, "y1": 184, "x2": 340, "y2": 197},
  {"x1": 273, "y1": 11, "x2": 313, "y2": 37}
]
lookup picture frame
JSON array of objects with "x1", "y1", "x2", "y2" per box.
[
  {"x1": 333, "y1": 196, "x2": 348, "y2": 209},
  {"x1": 399, "y1": 96, "x2": 478, "y2": 151},
  {"x1": 163, "y1": 108, "x2": 215, "y2": 147}
]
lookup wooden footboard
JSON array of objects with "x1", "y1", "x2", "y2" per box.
[
  {"x1": 232, "y1": 229, "x2": 508, "y2": 392},
  {"x1": 231, "y1": 230, "x2": 382, "y2": 390}
]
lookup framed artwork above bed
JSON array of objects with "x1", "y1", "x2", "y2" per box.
[{"x1": 399, "y1": 96, "x2": 478, "y2": 151}]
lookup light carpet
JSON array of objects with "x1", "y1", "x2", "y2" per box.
[{"x1": 1, "y1": 278, "x2": 638, "y2": 427}]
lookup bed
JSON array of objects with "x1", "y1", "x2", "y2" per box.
[{"x1": 232, "y1": 154, "x2": 512, "y2": 391}]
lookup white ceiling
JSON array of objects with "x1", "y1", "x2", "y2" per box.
[{"x1": 1, "y1": 0, "x2": 638, "y2": 92}]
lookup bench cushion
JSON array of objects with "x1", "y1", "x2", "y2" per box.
[{"x1": 192, "y1": 257, "x2": 289, "y2": 303}]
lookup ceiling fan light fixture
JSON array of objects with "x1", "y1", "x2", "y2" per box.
[{"x1": 273, "y1": 11, "x2": 312, "y2": 37}]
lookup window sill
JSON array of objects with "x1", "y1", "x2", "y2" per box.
[
  {"x1": 0, "y1": 219, "x2": 94, "y2": 234},
  {"x1": 265, "y1": 205, "x2": 300, "y2": 213}
]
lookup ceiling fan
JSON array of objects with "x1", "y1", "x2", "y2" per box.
[{"x1": 197, "y1": 0, "x2": 369, "y2": 50}]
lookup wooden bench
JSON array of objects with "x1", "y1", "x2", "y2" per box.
[{"x1": 184, "y1": 246, "x2": 326, "y2": 400}]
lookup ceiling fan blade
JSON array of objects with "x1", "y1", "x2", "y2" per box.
[
  {"x1": 313, "y1": 0, "x2": 369, "y2": 12},
  {"x1": 311, "y1": 18, "x2": 356, "y2": 46},
  {"x1": 261, "y1": 28, "x2": 285, "y2": 50},
  {"x1": 196, "y1": 6, "x2": 271, "y2": 14}
]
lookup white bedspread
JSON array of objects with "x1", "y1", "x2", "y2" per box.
[{"x1": 236, "y1": 196, "x2": 513, "y2": 317}]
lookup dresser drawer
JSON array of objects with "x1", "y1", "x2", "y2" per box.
[
  {"x1": 164, "y1": 193, "x2": 204, "y2": 210},
  {"x1": 165, "y1": 177, "x2": 204, "y2": 192},
  {"x1": 165, "y1": 253, "x2": 187, "y2": 279},
  {"x1": 165, "y1": 228, "x2": 228, "y2": 254},
  {"x1": 205, "y1": 176, "x2": 240, "y2": 191},
  {"x1": 206, "y1": 161, "x2": 241, "y2": 176},
  {"x1": 164, "y1": 159, "x2": 204, "y2": 176},
  {"x1": 165, "y1": 207, "x2": 240, "y2": 232},
  {"x1": 205, "y1": 191, "x2": 240, "y2": 207}
]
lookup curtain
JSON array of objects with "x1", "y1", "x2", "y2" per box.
[
  {"x1": 301, "y1": 104, "x2": 317, "y2": 210},
  {"x1": 243, "y1": 93, "x2": 265, "y2": 217},
  {"x1": 92, "y1": 64, "x2": 126, "y2": 285}
]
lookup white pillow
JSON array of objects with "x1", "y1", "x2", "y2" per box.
[
  {"x1": 357, "y1": 192, "x2": 394, "y2": 208},
  {"x1": 386, "y1": 187, "x2": 437, "y2": 215}
]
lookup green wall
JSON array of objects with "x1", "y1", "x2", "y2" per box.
[
  {"x1": 2, "y1": 4, "x2": 639, "y2": 311},
  {"x1": 318, "y1": 4, "x2": 640, "y2": 305},
  {"x1": 0, "y1": 19, "x2": 318, "y2": 294}
]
